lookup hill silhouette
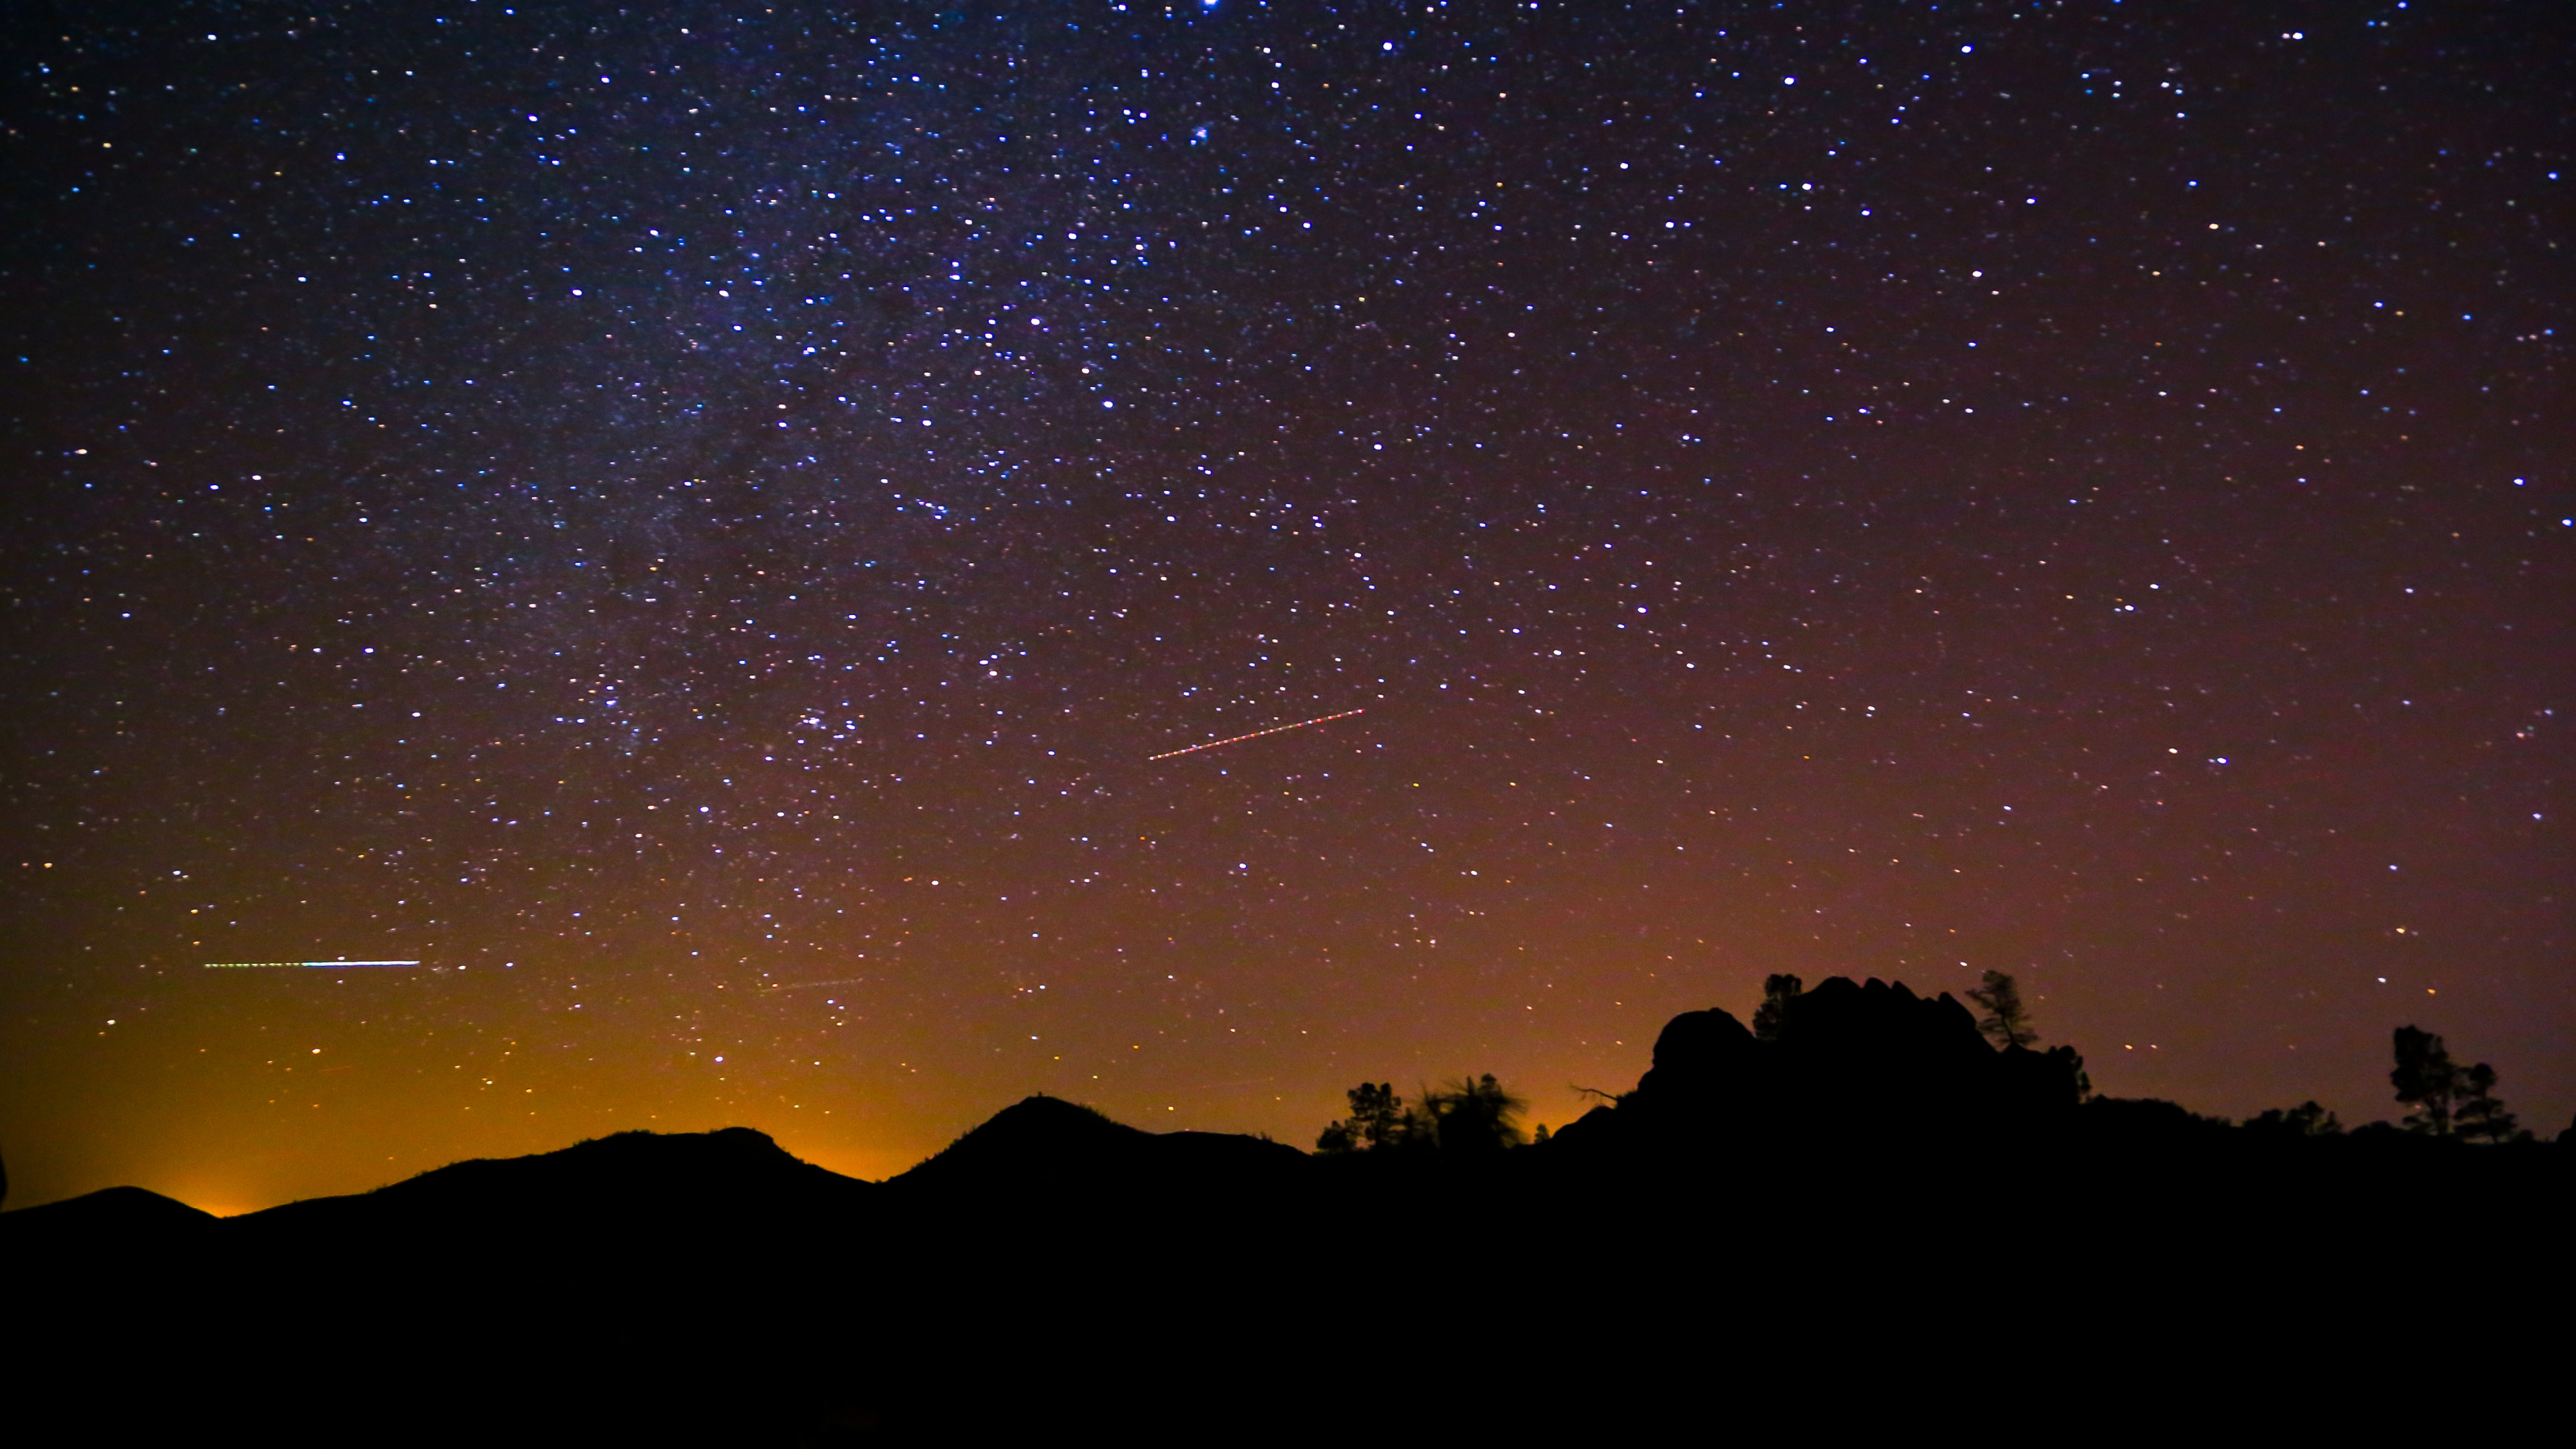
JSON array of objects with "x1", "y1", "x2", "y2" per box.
[
  {"x1": 888, "y1": 1093, "x2": 1307, "y2": 1201},
  {"x1": 229, "y1": 1124, "x2": 871, "y2": 1247},
  {"x1": 0, "y1": 1183, "x2": 216, "y2": 1259},
  {"x1": 6, "y1": 975, "x2": 2565, "y2": 1440}
]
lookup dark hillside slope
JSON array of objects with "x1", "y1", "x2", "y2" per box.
[
  {"x1": 0, "y1": 1183, "x2": 216, "y2": 1258},
  {"x1": 888, "y1": 1093, "x2": 1307, "y2": 1202},
  {"x1": 230, "y1": 1124, "x2": 871, "y2": 1247},
  {"x1": 4, "y1": 989, "x2": 2566, "y2": 1440}
]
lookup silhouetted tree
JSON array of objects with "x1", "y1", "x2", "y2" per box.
[
  {"x1": 1966, "y1": 969, "x2": 2038, "y2": 1049},
  {"x1": 2045, "y1": 1044, "x2": 2093, "y2": 1102},
  {"x1": 1352, "y1": 1082, "x2": 1405, "y2": 1148},
  {"x1": 2392, "y1": 1026, "x2": 2461, "y2": 1137},
  {"x1": 1530, "y1": 1123, "x2": 1552, "y2": 1145},
  {"x1": 1751, "y1": 973, "x2": 1804, "y2": 1041},
  {"x1": 2246, "y1": 1102, "x2": 2343, "y2": 1137},
  {"x1": 1425, "y1": 1073, "x2": 1527, "y2": 1153},
  {"x1": 1315, "y1": 1081, "x2": 1410, "y2": 1155},
  {"x1": 2453, "y1": 1062, "x2": 2521, "y2": 1144}
]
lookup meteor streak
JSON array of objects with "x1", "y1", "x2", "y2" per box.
[
  {"x1": 1148, "y1": 708, "x2": 1364, "y2": 761},
  {"x1": 204, "y1": 960, "x2": 421, "y2": 969}
]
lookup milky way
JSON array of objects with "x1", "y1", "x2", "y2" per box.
[{"x1": 3, "y1": 0, "x2": 2567, "y2": 1209}]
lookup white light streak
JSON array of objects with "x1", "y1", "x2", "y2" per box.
[{"x1": 203, "y1": 960, "x2": 421, "y2": 969}]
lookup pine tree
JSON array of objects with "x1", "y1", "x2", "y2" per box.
[
  {"x1": 1347, "y1": 1081, "x2": 1404, "y2": 1148},
  {"x1": 1751, "y1": 973, "x2": 1804, "y2": 1041},
  {"x1": 2453, "y1": 1062, "x2": 2521, "y2": 1144},
  {"x1": 1966, "y1": 969, "x2": 2038, "y2": 1049},
  {"x1": 1316, "y1": 1081, "x2": 1408, "y2": 1154},
  {"x1": 2391, "y1": 1026, "x2": 2461, "y2": 1137},
  {"x1": 1425, "y1": 1073, "x2": 1527, "y2": 1152}
]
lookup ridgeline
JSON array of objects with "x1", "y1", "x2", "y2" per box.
[{"x1": 8, "y1": 975, "x2": 2565, "y2": 1440}]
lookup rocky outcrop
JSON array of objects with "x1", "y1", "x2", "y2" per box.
[{"x1": 1553, "y1": 976, "x2": 2087, "y2": 1157}]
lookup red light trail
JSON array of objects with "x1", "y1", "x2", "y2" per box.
[{"x1": 1146, "y1": 708, "x2": 1366, "y2": 761}]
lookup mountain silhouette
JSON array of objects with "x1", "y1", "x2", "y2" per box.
[
  {"x1": 229, "y1": 1124, "x2": 871, "y2": 1247},
  {"x1": 0, "y1": 1183, "x2": 216, "y2": 1256},
  {"x1": 5, "y1": 983, "x2": 2567, "y2": 1440},
  {"x1": 887, "y1": 1093, "x2": 1307, "y2": 1201}
]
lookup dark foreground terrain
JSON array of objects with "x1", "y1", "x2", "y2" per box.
[{"x1": 9, "y1": 977, "x2": 2567, "y2": 1441}]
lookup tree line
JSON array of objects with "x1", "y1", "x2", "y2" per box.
[
  {"x1": 1315, "y1": 969, "x2": 2548, "y2": 1153},
  {"x1": 1314, "y1": 1073, "x2": 1540, "y2": 1155}
]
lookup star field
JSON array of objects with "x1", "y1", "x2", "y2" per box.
[{"x1": 2, "y1": 0, "x2": 2567, "y2": 1208}]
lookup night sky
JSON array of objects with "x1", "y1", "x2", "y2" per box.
[{"x1": 3, "y1": 0, "x2": 2567, "y2": 1212}]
